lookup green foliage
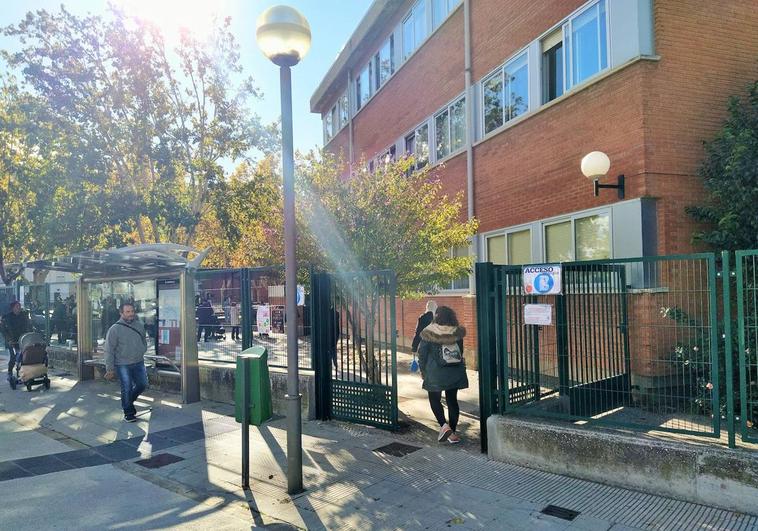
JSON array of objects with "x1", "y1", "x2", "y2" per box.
[
  {"x1": 297, "y1": 152, "x2": 478, "y2": 298},
  {"x1": 687, "y1": 80, "x2": 758, "y2": 250},
  {"x1": 2, "y1": 6, "x2": 275, "y2": 248}
]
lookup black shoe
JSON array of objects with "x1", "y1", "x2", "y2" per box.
[{"x1": 124, "y1": 414, "x2": 137, "y2": 423}]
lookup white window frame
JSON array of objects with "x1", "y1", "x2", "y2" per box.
[
  {"x1": 404, "y1": 121, "x2": 430, "y2": 170},
  {"x1": 484, "y1": 226, "x2": 533, "y2": 265},
  {"x1": 480, "y1": 49, "x2": 530, "y2": 138},
  {"x1": 443, "y1": 243, "x2": 471, "y2": 292},
  {"x1": 402, "y1": 0, "x2": 427, "y2": 61},
  {"x1": 541, "y1": 209, "x2": 612, "y2": 263},
  {"x1": 560, "y1": 0, "x2": 610, "y2": 92},
  {"x1": 433, "y1": 95, "x2": 466, "y2": 162}
]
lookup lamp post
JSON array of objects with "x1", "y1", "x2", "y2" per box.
[
  {"x1": 581, "y1": 150, "x2": 625, "y2": 199},
  {"x1": 256, "y1": 5, "x2": 311, "y2": 495}
]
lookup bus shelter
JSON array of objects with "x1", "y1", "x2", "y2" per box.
[{"x1": 24, "y1": 244, "x2": 208, "y2": 404}]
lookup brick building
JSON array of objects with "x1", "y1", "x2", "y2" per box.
[{"x1": 310, "y1": 0, "x2": 758, "y2": 356}]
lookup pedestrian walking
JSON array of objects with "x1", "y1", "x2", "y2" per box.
[
  {"x1": 1, "y1": 301, "x2": 31, "y2": 379},
  {"x1": 417, "y1": 305, "x2": 468, "y2": 444},
  {"x1": 411, "y1": 300, "x2": 436, "y2": 371},
  {"x1": 104, "y1": 301, "x2": 148, "y2": 422}
]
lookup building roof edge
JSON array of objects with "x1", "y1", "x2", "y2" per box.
[{"x1": 310, "y1": 0, "x2": 405, "y2": 114}]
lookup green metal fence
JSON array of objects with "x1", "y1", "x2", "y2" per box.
[
  {"x1": 477, "y1": 254, "x2": 728, "y2": 451},
  {"x1": 312, "y1": 270, "x2": 398, "y2": 430},
  {"x1": 736, "y1": 250, "x2": 758, "y2": 443}
]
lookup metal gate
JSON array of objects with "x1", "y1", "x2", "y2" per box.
[
  {"x1": 312, "y1": 270, "x2": 398, "y2": 430},
  {"x1": 736, "y1": 250, "x2": 758, "y2": 443},
  {"x1": 482, "y1": 264, "x2": 630, "y2": 416}
]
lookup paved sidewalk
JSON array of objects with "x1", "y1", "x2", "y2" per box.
[{"x1": 1, "y1": 361, "x2": 757, "y2": 530}]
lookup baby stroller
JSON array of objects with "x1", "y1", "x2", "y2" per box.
[{"x1": 9, "y1": 331, "x2": 50, "y2": 391}]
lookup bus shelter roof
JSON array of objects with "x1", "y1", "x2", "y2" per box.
[{"x1": 23, "y1": 244, "x2": 209, "y2": 282}]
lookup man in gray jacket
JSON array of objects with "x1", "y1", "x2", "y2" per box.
[{"x1": 104, "y1": 302, "x2": 148, "y2": 422}]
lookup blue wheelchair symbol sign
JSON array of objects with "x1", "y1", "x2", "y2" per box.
[{"x1": 534, "y1": 273, "x2": 554, "y2": 294}]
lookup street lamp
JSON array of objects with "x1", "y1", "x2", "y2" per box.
[
  {"x1": 256, "y1": 5, "x2": 311, "y2": 495},
  {"x1": 581, "y1": 150, "x2": 625, "y2": 199}
]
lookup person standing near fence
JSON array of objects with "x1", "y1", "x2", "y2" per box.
[
  {"x1": 1, "y1": 302, "x2": 31, "y2": 379},
  {"x1": 229, "y1": 301, "x2": 241, "y2": 341},
  {"x1": 104, "y1": 302, "x2": 148, "y2": 423},
  {"x1": 417, "y1": 305, "x2": 468, "y2": 444}
]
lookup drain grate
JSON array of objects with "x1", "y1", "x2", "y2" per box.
[
  {"x1": 135, "y1": 453, "x2": 185, "y2": 469},
  {"x1": 541, "y1": 505, "x2": 580, "y2": 521},
  {"x1": 373, "y1": 442, "x2": 421, "y2": 457}
]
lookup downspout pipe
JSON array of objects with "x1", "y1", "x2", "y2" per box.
[{"x1": 464, "y1": 0, "x2": 476, "y2": 294}]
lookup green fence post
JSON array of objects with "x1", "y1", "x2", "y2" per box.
[
  {"x1": 241, "y1": 268, "x2": 252, "y2": 350},
  {"x1": 475, "y1": 262, "x2": 496, "y2": 454},
  {"x1": 722, "y1": 251, "x2": 736, "y2": 448}
]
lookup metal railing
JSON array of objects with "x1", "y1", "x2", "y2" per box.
[{"x1": 477, "y1": 251, "x2": 758, "y2": 450}]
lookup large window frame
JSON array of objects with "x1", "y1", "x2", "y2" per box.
[
  {"x1": 402, "y1": 0, "x2": 427, "y2": 61},
  {"x1": 481, "y1": 50, "x2": 530, "y2": 137},
  {"x1": 434, "y1": 95, "x2": 466, "y2": 161},
  {"x1": 404, "y1": 122, "x2": 430, "y2": 170},
  {"x1": 485, "y1": 226, "x2": 533, "y2": 266},
  {"x1": 542, "y1": 210, "x2": 612, "y2": 263}
]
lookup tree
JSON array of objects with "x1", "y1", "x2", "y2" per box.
[
  {"x1": 298, "y1": 152, "x2": 478, "y2": 298},
  {"x1": 687, "y1": 79, "x2": 758, "y2": 250},
  {"x1": 297, "y1": 152, "x2": 478, "y2": 381},
  {"x1": 2, "y1": 6, "x2": 276, "y2": 246},
  {"x1": 0, "y1": 77, "x2": 134, "y2": 283}
]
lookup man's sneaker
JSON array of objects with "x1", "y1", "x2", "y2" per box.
[
  {"x1": 124, "y1": 414, "x2": 137, "y2": 423},
  {"x1": 438, "y1": 423, "x2": 452, "y2": 442},
  {"x1": 448, "y1": 432, "x2": 461, "y2": 444}
]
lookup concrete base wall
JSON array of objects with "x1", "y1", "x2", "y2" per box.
[
  {"x1": 487, "y1": 415, "x2": 758, "y2": 516},
  {"x1": 47, "y1": 347, "x2": 79, "y2": 374},
  {"x1": 48, "y1": 348, "x2": 316, "y2": 420}
]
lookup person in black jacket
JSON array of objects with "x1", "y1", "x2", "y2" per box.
[
  {"x1": 1, "y1": 301, "x2": 31, "y2": 377},
  {"x1": 411, "y1": 300, "x2": 437, "y2": 354}
]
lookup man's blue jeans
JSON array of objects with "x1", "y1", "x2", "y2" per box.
[{"x1": 116, "y1": 361, "x2": 148, "y2": 416}]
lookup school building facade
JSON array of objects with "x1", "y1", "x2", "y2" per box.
[{"x1": 310, "y1": 0, "x2": 758, "y2": 355}]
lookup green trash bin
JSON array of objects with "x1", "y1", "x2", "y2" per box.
[{"x1": 235, "y1": 346, "x2": 273, "y2": 426}]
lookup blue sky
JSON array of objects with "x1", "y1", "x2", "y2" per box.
[{"x1": 0, "y1": 0, "x2": 372, "y2": 153}]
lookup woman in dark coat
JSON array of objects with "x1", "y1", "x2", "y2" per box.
[
  {"x1": 418, "y1": 305, "x2": 468, "y2": 444},
  {"x1": 411, "y1": 300, "x2": 436, "y2": 354}
]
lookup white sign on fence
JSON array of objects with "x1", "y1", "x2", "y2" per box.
[
  {"x1": 257, "y1": 304, "x2": 271, "y2": 335},
  {"x1": 523, "y1": 304, "x2": 553, "y2": 326},
  {"x1": 523, "y1": 264, "x2": 562, "y2": 295}
]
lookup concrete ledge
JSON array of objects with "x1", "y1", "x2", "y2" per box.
[
  {"x1": 487, "y1": 415, "x2": 758, "y2": 516},
  {"x1": 47, "y1": 348, "x2": 316, "y2": 419},
  {"x1": 47, "y1": 347, "x2": 79, "y2": 374}
]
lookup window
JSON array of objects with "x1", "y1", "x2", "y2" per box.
[
  {"x1": 569, "y1": 0, "x2": 607, "y2": 88},
  {"x1": 486, "y1": 235, "x2": 506, "y2": 265},
  {"x1": 542, "y1": 29, "x2": 564, "y2": 103},
  {"x1": 435, "y1": 96, "x2": 465, "y2": 160},
  {"x1": 545, "y1": 221, "x2": 572, "y2": 262},
  {"x1": 338, "y1": 93, "x2": 349, "y2": 127},
  {"x1": 487, "y1": 229, "x2": 531, "y2": 265},
  {"x1": 508, "y1": 229, "x2": 532, "y2": 264},
  {"x1": 450, "y1": 244, "x2": 470, "y2": 290},
  {"x1": 482, "y1": 52, "x2": 529, "y2": 135},
  {"x1": 575, "y1": 214, "x2": 610, "y2": 260},
  {"x1": 402, "y1": 1, "x2": 427, "y2": 60},
  {"x1": 356, "y1": 65, "x2": 370, "y2": 110},
  {"x1": 323, "y1": 110, "x2": 333, "y2": 142},
  {"x1": 433, "y1": 0, "x2": 461, "y2": 29},
  {"x1": 541, "y1": 1, "x2": 608, "y2": 101},
  {"x1": 544, "y1": 213, "x2": 610, "y2": 262},
  {"x1": 405, "y1": 123, "x2": 429, "y2": 170},
  {"x1": 375, "y1": 37, "x2": 394, "y2": 89}
]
